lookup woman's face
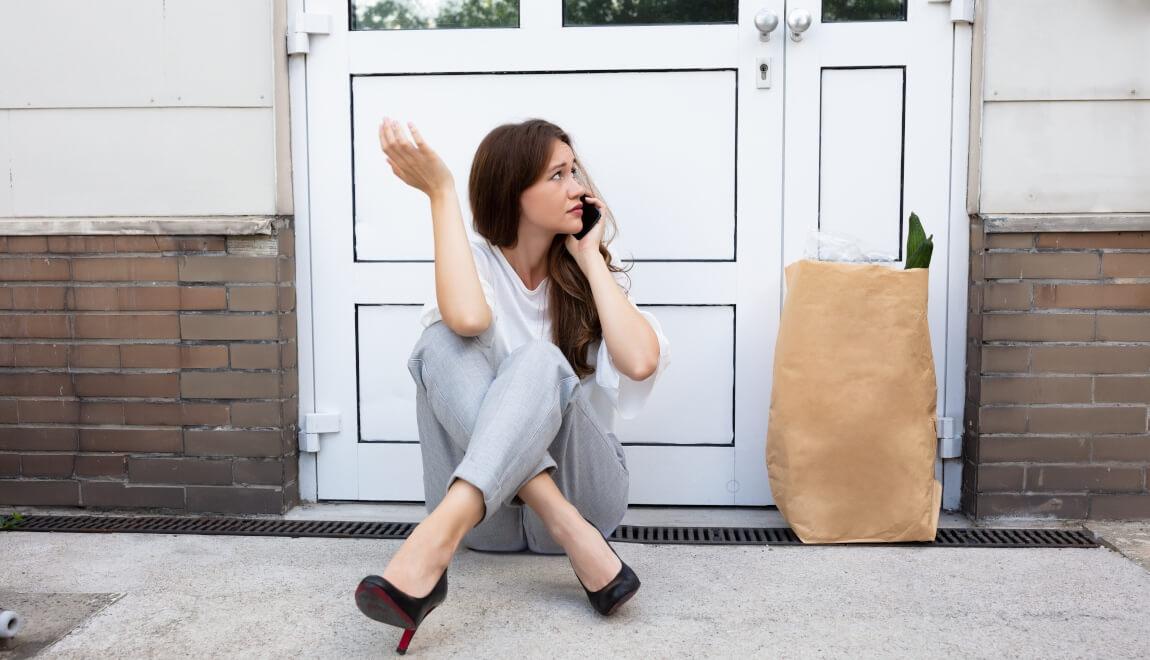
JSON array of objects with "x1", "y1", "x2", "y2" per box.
[{"x1": 518, "y1": 139, "x2": 587, "y2": 237}]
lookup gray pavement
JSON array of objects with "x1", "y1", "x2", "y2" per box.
[{"x1": 1, "y1": 504, "x2": 1149, "y2": 658}]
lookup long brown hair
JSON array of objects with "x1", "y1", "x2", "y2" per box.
[{"x1": 468, "y1": 118, "x2": 631, "y2": 379}]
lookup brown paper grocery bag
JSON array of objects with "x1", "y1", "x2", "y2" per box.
[{"x1": 766, "y1": 259, "x2": 942, "y2": 543}]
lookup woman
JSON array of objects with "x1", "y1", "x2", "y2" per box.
[{"x1": 355, "y1": 116, "x2": 671, "y2": 654}]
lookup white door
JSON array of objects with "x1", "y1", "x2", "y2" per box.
[
  {"x1": 777, "y1": 0, "x2": 960, "y2": 503},
  {"x1": 298, "y1": 0, "x2": 963, "y2": 507}
]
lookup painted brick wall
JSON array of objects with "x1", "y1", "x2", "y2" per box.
[
  {"x1": 963, "y1": 218, "x2": 1150, "y2": 520},
  {"x1": 0, "y1": 220, "x2": 299, "y2": 514}
]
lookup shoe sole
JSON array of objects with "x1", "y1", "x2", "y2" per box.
[{"x1": 355, "y1": 581, "x2": 416, "y2": 629}]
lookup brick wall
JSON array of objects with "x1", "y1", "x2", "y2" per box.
[
  {"x1": 963, "y1": 218, "x2": 1150, "y2": 520},
  {"x1": 0, "y1": 220, "x2": 299, "y2": 514}
]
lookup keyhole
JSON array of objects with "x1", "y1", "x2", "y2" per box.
[{"x1": 760, "y1": 63, "x2": 768, "y2": 80}]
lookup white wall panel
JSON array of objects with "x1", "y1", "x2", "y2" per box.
[
  {"x1": 10, "y1": 108, "x2": 275, "y2": 216},
  {"x1": 163, "y1": 0, "x2": 274, "y2": 107},
  {"x1": 985, "y1": 0, "x2": 1150, "y2": 101},
  {"x1": 0, "y1": 0, "x2": 272, "y2": 108},
  {"x1": 0, "y1": 0, "x2": 163, "y2": 108},
  {"x1": 980, "y1": 100, "x2": 1150, "y2": 214}
]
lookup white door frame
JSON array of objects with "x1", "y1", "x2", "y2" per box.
[{"x1": 942, "y1": 1, "x2": 976, "y2": 510}]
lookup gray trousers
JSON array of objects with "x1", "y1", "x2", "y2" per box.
[{"x1": 407, "y1": 320, "x2": 630, "y2": 555}]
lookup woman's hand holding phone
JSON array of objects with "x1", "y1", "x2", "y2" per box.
[
  {"x1": 378, "y1": 117, "x2": 455, "y2": 198},
  {"x1": 573, "y1": 194, "x2": 602, "y2": 240},
  {"x1": 565, "y1": 194, "x2": 606, "y2": 266}
]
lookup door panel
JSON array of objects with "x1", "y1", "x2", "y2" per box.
[
  {"x1": 778, "y1": 0, "x2": 957, "y2": 502},
  {"x1": 350, "y1": 70, "x2": 737, "y2": 262},
  {"x1": 307, "y1": 0, "x2": 783, "y2": 504},
  {"x1": 817, "y1": 66, "x2": 906, "y2": 259}
]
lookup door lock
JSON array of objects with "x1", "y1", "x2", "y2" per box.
[{"x1": 756, "y1": 56, "x2": 772, "y2": 89}]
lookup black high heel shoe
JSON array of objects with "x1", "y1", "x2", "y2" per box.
[
  {"x1": 355, "y1": 566, "x2": 448, "y2": 655},
  {"x1": 569, "y1": 514, "x2": 640, "y2": 616}
]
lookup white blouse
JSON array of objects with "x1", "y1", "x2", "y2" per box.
[{"x1": 418, "y1": 235, "x2": 671, "y2": 433}]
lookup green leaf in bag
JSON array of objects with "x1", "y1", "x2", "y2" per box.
[
  {"x1": 904, "y1": 211, "x2": 933, "y2": 269},
  {"x1": 907, "y1": 238, "x2": 933, "y2": 269}
]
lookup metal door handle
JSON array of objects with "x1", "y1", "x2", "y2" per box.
[
  {"x1": 787, "y1": 8, "x2": 812, "y2": 42},
  {"x1": 754, "y1": 9, "x2": 780, "y2": 41}
]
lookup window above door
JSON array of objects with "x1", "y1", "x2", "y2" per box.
[
  {"x1": 564, "y1": 0, "x2": 737, "y2": 26},
  {"x1": 349, "y1": 0, "x2": 741, "y2": 31},
  {"x1": 350, "y1": 0, "x2": 520, "y2": 30},
  {"x1": 822, "y1": 0, "x2": 907, "y2": 23}
]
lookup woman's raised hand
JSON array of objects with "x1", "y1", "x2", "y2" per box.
[{"x1": 378, "y1": 117, "x2": 454, "y2": 197}]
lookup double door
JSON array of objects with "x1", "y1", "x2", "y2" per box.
[{"x1": 298, "y1": 0, "x2": 964, "y2": 506}]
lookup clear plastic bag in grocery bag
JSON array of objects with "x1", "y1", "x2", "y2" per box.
[{"x1": 803, "y1": 229, "x2": 899, "y2": 263}]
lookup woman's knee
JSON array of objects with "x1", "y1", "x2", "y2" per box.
[
  {"x1": 506, "y1": 338, "x2": 565, "y2": 367},
  {"x1": 411, "y1": 320, "x2": 464, "y2": 362},
  {"x1": 408, "y1": 321, "x2": 478, "y2": 386},
  {"x1": 506, "y1": 340, "x2": 579, "y2": 396}
]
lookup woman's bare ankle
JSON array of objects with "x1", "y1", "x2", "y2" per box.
[
  {"x1": 548, "y1": 505, "x2": 591, "y2": 546},
  {"x1": 437, "y1": 478, "x2": 485, "y2": 539}
]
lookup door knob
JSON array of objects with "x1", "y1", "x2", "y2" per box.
[
  {"x1": 754, "y1": 9, "x2": 780, "y2": 41},
  {"x1": 787, "y1": 8, "x2": 812, "y2": 42}
]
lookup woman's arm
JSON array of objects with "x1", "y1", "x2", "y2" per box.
[
  {"x1": 564, "y1": 194, "x2": 658, "y2": 380},
  {"x1": 377, "y1": 118, "x2": 491, "y2": 337},
  {"x1": 581, "y1": 257, "x2": 659, "y2": 381},
  {"x1": 428, "y1": 184, "x2": 492, "y2": 337}
]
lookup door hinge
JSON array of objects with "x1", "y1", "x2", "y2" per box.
[
  {"x1": 300, "y1": 412, "x2": 341, "y2": 453},
  {"x1": 287, "y1": 12, "x2": 332, "y2": 55},
  {"x1": 926, "y1": 0, "x2": 974, "y2": 24},
  {"x1": 936, "y1": 416, "x2": 961, "y2": 459}
]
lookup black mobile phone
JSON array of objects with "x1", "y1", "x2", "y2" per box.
[{"x1": 573, "y1": 194, "x2": 601, "y2": 240}]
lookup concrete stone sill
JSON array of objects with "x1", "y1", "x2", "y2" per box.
[
  {"x1": 983, "y1": 213, "x2": 1150, "y2": 233},
  {"x1": 0, "y1": 215, "x2": 284, "y2": 236}
]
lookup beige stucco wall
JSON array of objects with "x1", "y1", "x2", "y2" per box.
[
  {"x1": 0, "y1": 0, "x2": 292, "y2": 234},
  {"x1": 967, "y1": 0, "x2": 1150, "y2": 228}
]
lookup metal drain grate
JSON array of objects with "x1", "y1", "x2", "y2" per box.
[
  {"x1": 2, "y1": 515, "x2": 416, "y2": 540},
  {"x1": 2, "y1": 515, "x2": 1098, "y2": 548},
  {"x1": 612, "y1": 524, "x2": 1098, "y2": 547}
]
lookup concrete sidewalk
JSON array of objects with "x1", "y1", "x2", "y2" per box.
[{"x1": 2, "y1": 505, "x2": 1149, "y2": 658}]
